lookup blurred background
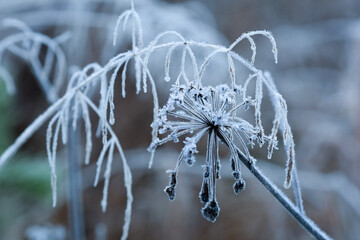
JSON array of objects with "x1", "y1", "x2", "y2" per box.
[{"x1": 0, "y1": 0, "x2": 359, "y2": 239}]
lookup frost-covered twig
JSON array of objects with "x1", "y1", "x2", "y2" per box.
[
  {"x1": 0, "y1": 50, "x2": 134, "y2": 240},
  {"x1": 148, "y1": 82, "x2": 297, "y2": 214},
  {"x1": 232, "y1": 147, "x2": 332, "y2": 240},
  {"x1": 0, "y1": 19, "x2": 69, "y2": 102},
  {"x1": 79, "y1": 92, "x2": 133, "y2": 240}
]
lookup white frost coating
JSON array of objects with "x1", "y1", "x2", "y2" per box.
[
  {"x1": 0, "y1": 47, "x2": 130, "y2": 168},
  {"x1": 112, "y1": 3, "x2": 144, "y2": 96},
  {"x1": 108, "y1": 62, "x2": 123, "y2": 125},
  {"x1": 80, "y1": 93, "x2": 133, "y2": 240},
  {"x1": 46, "y1": 112, "x2": 61, "y2": 207},
  {"x1": 135, "y1": 55, "x2": 142, "y2": 94},
  {"x1": 262, "y1": 71, "x2": 303, "y2": 212},
  {"x1": 262, "y1": 72, "x2": 296, "y2": 188},
  {"x1": 51, "y1": 117, "x2": 61, "y2": 207},
  {"x1": 254, "y1": 72, "x2": 264, "y2": 146},
  {"x1": 60, "y1": 98, "x2": 70, "y2": 145},
  {"x1": 94, "y1": 139, "x2": 113, "y2": 187},
  {"x1": 79, "y1": 96, "x2": 92, "y2": 165},
  {"x1": 228, "y1": 30, "x2": 278, "y2": 64},
  {"x1": 72, "y1": 93, "x2": 80, "y2": 130},
  {"x1": 227, "y1": 53, "x2": 236, "y2": 88},
  {"x1": 113, "y1": 10, "x2": 132, "y2": 46},
  {"x1": 0, "y1": 19, "x2": 68, "y2": 103},
  {"x1": 101, "y1": 140, "x2": 115, "y2": 212},
  {"x1": 100, "y1": 74, "x2": 108, "y2": 144},
  {"x1": 0, "y1": 26, "x2": 135, "y2": 239},
  {"x1": 185, "y1": 45, "x2": 200, "y2": 85},
  {"x1": 121, "y1": 59, "x2": 129, "y2": 98},
  {"x1": 199, "y1": 48, "x2": 227, "y2": 80},
  {"x1": 148, "y1": 79, "x2": 302, "y2": 222},
  {"x1": 164, "y1": 43, "x2": 181, "y2": 82},
  {"x1": 143, "y1": 31, "x2": 185, "y2": 91},
  {"x1": 180, "y1": 46, "x2": 190, "y2": 84}
]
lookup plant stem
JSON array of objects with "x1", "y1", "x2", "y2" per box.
[
  {"x1": 235, "y1": 149, "x2": 332, "y2": 240},
  {"x1": 291, "y1": 166, "x2": 304, "y2": 213},
  {"x1": 67, "y1": 126, "x2": 86, "y2": 240}
]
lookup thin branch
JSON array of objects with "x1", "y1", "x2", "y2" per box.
[{"x1": 234, "y1": 147, "x2": 332, "y2": 240}]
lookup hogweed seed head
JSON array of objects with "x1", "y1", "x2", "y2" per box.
[{"x1": 149, "y1": 82, "x2": 290, "y2": 222}]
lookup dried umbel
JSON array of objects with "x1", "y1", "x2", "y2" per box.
[{"x1": 149, "y1": 81, "x2": 289, "y2": 221}]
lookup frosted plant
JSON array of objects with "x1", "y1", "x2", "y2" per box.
[
  {"x1": 0, "y1": 19, "x2": 69, "y2": 102},
  {"x1": 148, "y1": 72, "x2": 297, "y2": 222},
  {"x1": 147, "y1": 29, "x2": 303, "y2": 220},
  {"x1": 0, "y1": 0, "x2": 227, "y2": 85},
  {"x1": 0, "y1": 2, "x2": 332, "y2": 240},
  {"x1": 148, "y1": 78, "x2": 331, "y2": 238},
  {"x1": 149, "y1": 84, "x2": 251, "y2": 221}
]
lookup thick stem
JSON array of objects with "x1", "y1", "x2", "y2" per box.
[
  {"x1": 235, "y1": 149, "x2": 332, "y2": 240},
  {"x1": 67, "y1": 125, "x2": 86, "y2": 240}
]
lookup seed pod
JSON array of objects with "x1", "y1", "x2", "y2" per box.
[
  {"x1": 232, "y1": 171, "x2": 240, "y2": 180},
  {"x1": 185, "y1": 155, "x2": 195, "y2": 166},
  {"x1": 230, "y1": 158, "x2": 236, "y2": 171},
  {"x1": 203, "y1": 165, "x2": 210, "y2": 178},
  {"x1": 169, "y1": 171, "x2": 177, "y2": 187},
  {"x1": 233, "y1": 179, "x2": 246, "y2": 194},
  {"x1": 201, "y1": 200, "x2": 220, "y2": 222},
  {"x1": 216, "y1": 161, "x2": 221, "y2": 179},
  {"x1": 199, "y1": 181, "x2": 209, "y2": 203},
  {"x1": 164, "y1": 186, "x2": 175, "y2": 200}
]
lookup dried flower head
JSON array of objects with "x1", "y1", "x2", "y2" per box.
[{"x1": 149, "y1": 80, "x2": 292, "y2": 221}]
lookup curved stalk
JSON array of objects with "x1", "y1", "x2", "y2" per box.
[{"x1": 235, "y1": 147, "x2": 332, "y2": 240}]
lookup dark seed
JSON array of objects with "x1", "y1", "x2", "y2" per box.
[
  {"x1": 233, "y1": 179, "x2": 246, "y2": 194},
  {"x1": 231, "y1": 158, "x2": 236, "y2": 171},
  {"x1": 232, "y1": 171, "x2": 240, "y2": 180},
  {"x1": 201, "y1": 200, "x2": 220, "y2": 222},
  {"x1": 245, "y1": 101, "x2": 250, "y2": 110},
  {"x1": 216, "y1": 161, "x2": 221, "y2": 179},
  {"x1": 204, "y1": 166, "x2": 210, "y2": 178},
  {"x1": 164, "y1": 186, "x2": 175, "y2": 200},
  {"x1": 199, "y1": 182, "x2": 209, "y2": 203},
  {"x1": 186, "y1": 157, "x2": 195, "y2": 166},
  {"x1": 170, "y1": 172, "x2": 177, "y2": 187}
]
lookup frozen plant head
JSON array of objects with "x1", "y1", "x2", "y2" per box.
[
  {"x1": 149, "y1": 79, "x2": 288, "y2": 221},
  {"x1": 148, "y1": 30, "x2": 298, "y2": 222}
]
